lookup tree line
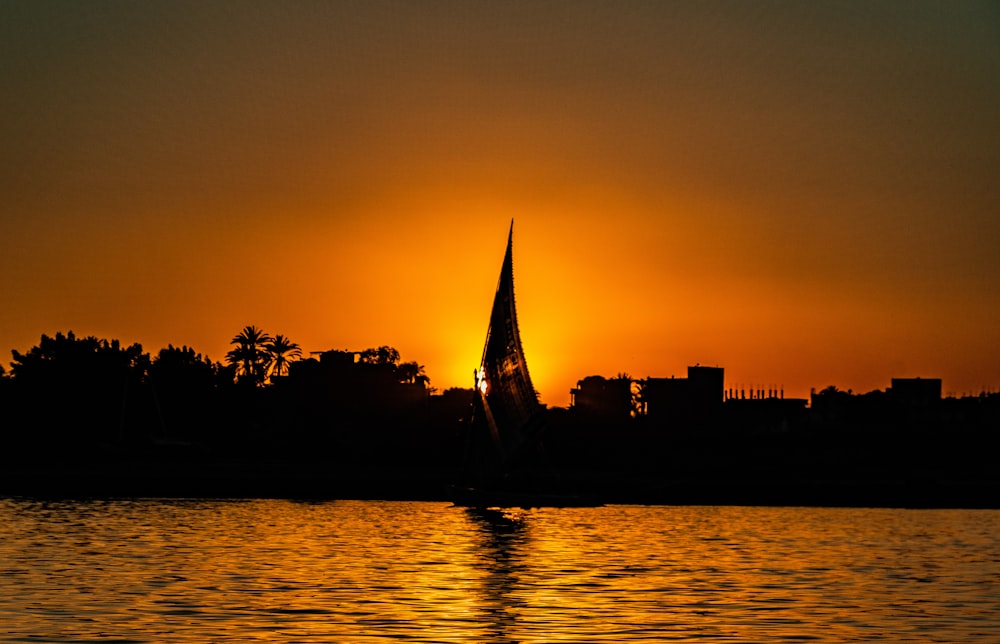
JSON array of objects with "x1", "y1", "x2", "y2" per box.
[{"x1": 0, "y1": 328, "x2": 451, "y2": 463}]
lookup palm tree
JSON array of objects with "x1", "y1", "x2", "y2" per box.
[
  {"x1": 398, "y1": 361, "x2": 428, "y2": 386},
  {"x1": 613, "y1": 372, "x2": 640, "y2": 418},
  {"x1": 226, "y1": 325, "x2": 272, "y2": 385},
  {"x1": 265, "y1": 334, "x2": 302, "y2": 379}
]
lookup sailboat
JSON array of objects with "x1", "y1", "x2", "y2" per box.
[{"x1": 451, "y1": 222, "x2": 600, "y2": 508}]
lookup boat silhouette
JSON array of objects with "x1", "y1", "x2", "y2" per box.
[{"x1": 451, "y1": 222, "x2": 601, "y2": 508}]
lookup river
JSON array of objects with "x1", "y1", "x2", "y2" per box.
[{"x1": 1, "y1": 499, "x2": 997, "y2": 642}]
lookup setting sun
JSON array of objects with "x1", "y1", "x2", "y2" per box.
[{"x1": 1, "y1": 2, "x2": 997, "y2": 405}]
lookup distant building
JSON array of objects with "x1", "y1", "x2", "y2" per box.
[
  {"x1": 688, "y1": 366, "x2": 725, "y2": 408},
  {"x1": 723, "y1": 396, "x2": 808, "y2": 434},
  {"x1": 808, "y1": 378, "x2": 944, "y2": 429},
  {"x1": 642, "y1": 365, "x2": 724, "y2": 426},
  {"x1": 642, "y1": 377, "x2": 687, "y2": 421},
  {"x1": 319, "y1": 349, "x2": 356, "y2": 369},
  {"x1": 570, "y1": 375, "x2": 632, "y2": 421},
  {"x1": 285, "y1": 348, "x2": 429, "y2": 418},
  {"x1": 889, "y1": 377, "x2": 942, "y2": 408}
]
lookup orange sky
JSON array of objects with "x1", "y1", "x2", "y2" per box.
[{"x1": 2, "y1": 2, "x2": 998, "y2": 405}]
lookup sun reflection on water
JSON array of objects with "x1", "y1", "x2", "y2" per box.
[{"x1": 0, "y1": 500, "x2": 998, "y2": 642}]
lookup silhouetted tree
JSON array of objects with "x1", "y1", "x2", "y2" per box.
[
  {"x1": 611, "y1": 372, "x2": 643, "y2": 417},
  {"x1": 151, "y1": 345, "x2": 216, "y2": 384},
  {"x1": 265, "y1": 334, "x2": 302, "y2": 379},
  {"x1": 359, "y1": 345, "x2": 400, "y2": 366},
  {"x1": 226, "y1": 325, "x2": 272, "y2": 386},
  {"x1": 354, "y1": 346, "x2": 402, "y2": 390},
  {"x1": 6, "y1": 331, "x2": 149, "y2": 450},
  {"x1": 398, "y1": 361, "x2": 429, "y2": 386},
  {"x1": 148, "y1": 345, "x2": 221, "y2": 440}
]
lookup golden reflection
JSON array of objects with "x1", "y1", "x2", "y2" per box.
[
  {"x1": 463, "y1": 507, "x2": 530, "y2": 642},
  {"x1": 3, "y1": 501, "x2": 998, "y2": 642}
]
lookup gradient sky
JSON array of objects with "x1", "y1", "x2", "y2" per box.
[{"x1": 2, "y1": 1, "x2": 998, "y2": 405}]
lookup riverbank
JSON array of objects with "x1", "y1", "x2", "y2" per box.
[{"x1": 2, "y1": 460, "x2": 998, "y2": 509}]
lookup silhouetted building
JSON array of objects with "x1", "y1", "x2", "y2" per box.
[
  {"x1": 688, "y1": 366, "x2": 725, "y2": 409},
  {"x1": 809, "y1": 378, "x2": 946, "y2": 430},
  {"x1": 570, "y1": 375, "x2": 632, "y2": 421},
  {"x1": 889, "y1": 377, "x2": 941, "y2": 408},
  {"x1": 319, "y1": 349, "x2": 356, "y2": 370},
  {"x1": 642, "y1": 365, "x2": 724, "y2": 427},
  {"x1": 723, "y1": 396, "x2": 808, "y2": 434},
  {"x1": 284, "y1": 348, "x2": 431, "y2": 423},
  {"x1": 642, "y1": 377, "x2": 687, "y2": 422}
]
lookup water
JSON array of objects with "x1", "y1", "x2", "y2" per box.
[{"x1": 1, "y1": 500, "x2": 998, "y2": 642}]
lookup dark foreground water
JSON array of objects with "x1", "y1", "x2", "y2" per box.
[{"x1": 1, "y1": 500, "x2": 998, "y2": 642}]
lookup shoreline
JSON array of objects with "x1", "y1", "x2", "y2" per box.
[{"x1": 2, "y1": 462, "x2": 998, "y2": 509}]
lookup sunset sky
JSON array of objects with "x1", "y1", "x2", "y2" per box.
[{"x1": 2, "y1": 1, "x2": 998, "y2": 405}]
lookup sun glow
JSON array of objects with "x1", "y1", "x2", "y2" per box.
[
  {"x1": 476, "y1": 368, "x2": 488, "y2": 395},
  {"x1": 1, "y1": 3, "x2": 997, "y2": 404}
]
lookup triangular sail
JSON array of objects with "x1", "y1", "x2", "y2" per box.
[{"x1": 472, "y1": 222, "x2": 542, "y2": 466}]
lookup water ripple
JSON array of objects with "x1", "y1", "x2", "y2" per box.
[{"x1": 0, "y1": 500, "x2": 998, "y2": 642}]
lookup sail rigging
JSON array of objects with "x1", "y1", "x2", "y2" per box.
[
  {"x1": 453, "y1": 222, "x2": 602, "y2": 508},
  {"x1": 472, "y1": 222, "x2": 543, "y2": 466}
]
